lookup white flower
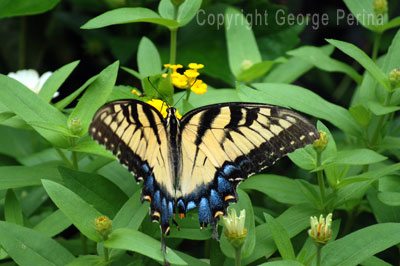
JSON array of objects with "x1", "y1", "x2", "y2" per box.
[
  {"x1": 7, "y1": 69, "x2": 58, "y2": 98},
  {"x1": 308, "y1": 213, "x2": 333, "y2": 244},
  {"x1": 221, "y1": 208, "x2": 247, "y2": 249}
]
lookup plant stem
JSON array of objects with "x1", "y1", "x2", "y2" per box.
[
  {"x1": 316, "y1": 243, "x2": 322, "y2": 266},
  {"x1": 316, "y1": 151, "x2": 326, "y2": 203},
  {"x1": 103, "y1": 244, "x2": 110, "y2": 264},
  {"x1": 370, "y1": 91, "x2": 393, "y2": 147},
  {"x1": 169, "y1": 5, "x2": 179, "y2": 65},
  {"x1": 371, "y1": 32, "x2": 382, "y2": 61},
  {"x1": 234, "y1": 246, "x2": 242, "y2": 266},
  {"x1": 169, "y1": 28, "x2": 177, "y2": 65},
  {"x1": 55, "y1": 148, "x2": 73, "y2": 168},
  {"x1": 72, "y1": 151, "x2": 79, "y2": 170}
]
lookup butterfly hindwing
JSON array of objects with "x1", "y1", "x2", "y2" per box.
[
  {"x1": 177, "y1": 103, "x2": 319, "y2": 227},
  {"x1": 89, "y1": 100, "x2": 176, "y2": 233}
]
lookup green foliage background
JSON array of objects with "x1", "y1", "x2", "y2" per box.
[{"x1": 0, "y1": 0, "x2": 400, "y2": 265}]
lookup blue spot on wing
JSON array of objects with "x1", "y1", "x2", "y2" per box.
[
  {"x1": 209, "y1": 189, "x2": 223, "y2": 209},
  {"x1": 218, "y1": 176, "x2": 232, "y2": 194},
  {"x1": 198, "y1": 198, "x2": 212, "y2": 225},
  {"x1": 153, "y1": 190, "x2": 161, "y2": 210},
  {"x1": 144, "y1": 176, "x2": 154, "y2": 192},
  {"x1": 186, "y1": 201, "x2": 196, "y2": 211}
]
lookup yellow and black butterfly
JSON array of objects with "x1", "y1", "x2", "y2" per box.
[{"x1": 89, "y1": 100, "x2": 319, "y2": 235}]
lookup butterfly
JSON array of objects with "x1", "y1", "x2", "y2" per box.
[{"x1": 89, "y1": 100, "x2": 319, "y2": 235}]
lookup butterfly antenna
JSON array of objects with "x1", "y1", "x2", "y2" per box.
[
  {"x1": 174, "y1": 77, "x2": 198, "y2": 107},
  {"x1": 147, "y1": 76, "x2": 169, "y2": 104}
]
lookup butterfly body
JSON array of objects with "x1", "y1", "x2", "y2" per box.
[{"x1": 89, "y1": 100, "x2": 319, "y2": 234}]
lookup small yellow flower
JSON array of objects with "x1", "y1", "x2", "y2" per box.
[
  {"x1": 146, "y1": 99, "x2": 182, "y2": 119},
  {"x1": 131, "y1": 89, "x2": 140, "y2": 96},
  {"x1": 94, "y1": 216, "x2": 112, "y2": 239},
  {"x1": 308, "y1": 213, "x2": 332, "y2": 244},
  {"x1": 188, "y1": 63, "x2": 204, "y2": 70},
  {"x1": 221, "y1": 208, "x2": 247, "y2": 249},
  {"x1": 191, "y1": 80, "x2": 207, "y2": 95},
  {"x1": 184, "y1": 69, "x2": 200, "y2": 79},
  {"x1": 312, "y1": 131, "x2": 329, "y2": 153},
  {"x1": 164, "y1": 64, "x2": 183, "y2": 73},
  {"x1": 171, "y1": 72, "x2": 189, "y2": 89}
]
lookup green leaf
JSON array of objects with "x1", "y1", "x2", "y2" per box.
[
  {"x1": 326, "y1": 39, "x2": 390, "y2": 91},
  {"x1": 237, "y1": 61, "x2": 277, "y2": 83},
  {"x1": 377, "y1": 136, "x2": 400, "y2": 150},
  {"x1": 264, "y1": 45, "x2": 334, "y2": 83},
  {"x1": 288, "y1": 46, "x2": 362, "y2": 84},
  {"x1": 121, "y1": 66, "x2": 142, "y2": 80},
  {"x1": 0, "y1": 112, "x2": 15, "y2": 123},
  {"x1": 368, "y1": 189, "x2": 400, "y2": 223},
  {"x1": 176, "y1": 0, "x2": 202, "y2": 26},
  {"x1": 28, "y1": 121, "x2": 78, "y2": 137},
  {"x1": 361, "y1": 256, "x2": 392, "y2": 266},
  {"x1": 39, "y1": 61, "x2": 79, "y2": 102},
  {"x1": 220, "y1": 189, "x2": 256, "y2": 259},
  {"x1": 4, "y1": 189, "x2": 23, "y2": 226},
  {"x1": 349, "y1": 104, "x2": 371, "y2": 126},
  {"x1": 243, "y1": 204, "x2": 319, "y2": 264},
  {"x1": 0, "y1": 74, "x2": 69, "y2": 147},
  {"x1": 137, "y1": 37, "x2": 162, "y2": 77},
  {"x1": 296, "y1": 180, "x2": 322, "y2": 209},
  {"x1": 104, "y1": 228, "x2": 186, "y2": 265},
  {"x1": 68, "y1": 139, "x2": 115, "y2": 159},
  {"x1": 81, "y1": 8, "x2": 179, "y2": 30},
  {"x1": 0, "y1": 164, "x2": 62, "y2": 190},
  {"x1": 33, "y1": 209, "x2": 72, "y2": 237},
  {"x1": 225, "y1": 6, "x2": 261, "y2": 77},
  {"x1": 68, "y1": 61, "x2": 119, "y2": 136},
  {"x1": 0, "y1": 0, "x2": 59, "y2": 18},
  {"x1": 314, "y1": 149, "x2": 387, "y2": 171},
  {"x1": 113, "y1": 190, "x2": 149, "y2": 231},
  {"x1": 42, "y1": 179, "x2": 103, "y2": 242},
  {"x1": 59, "y1": 167, "x2": 128, "y2": 218},
  {"x1": 343, "y1": 0, "x2": 387, "y2": 32},
  {"x1": 244, "y1": 83, "x2": 362, "y2": 136},
  {"x1": 259, "y1": 261, "x2": 305, "y2": 266},
  {"x1": 368, "y1": 100, "x2": 400, "y2": 115},
  {"x1": 320, "y1": 223, "x2": 400, "y2": 266},
  {"x1": 381, "y1": 16, "x2": 400, "y2": 32},
  {"x1": 240, "y1": 174, "x2": 308, "y2": 205},
  {"x1": 66, "y1": 255, "x2": 103, "y2": 266},
  {"x1": 264, "y1": 213, "x2": 296, "y2": 260},
  {"x1": 377, "y1": 191, "x2": 400, "y2": 206},
  {"x1": 335, "y1": 163, "x2": 400, "y2": 207},
  {"x1": 0, "y1": 221, "x2": 74, "y2": 266},
  {"x1": 54, "y1": 74, "x2": 98, "y2": 110}
]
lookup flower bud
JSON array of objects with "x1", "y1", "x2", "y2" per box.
[
  {"x1": 241, "y1": 59, "x2": 253, "y2": 72},
  {"x1": 389, "y1": 68, "x2": 400, "y2": 89},
  {"x1": 373, "y1": 0, "x2": 388, "y2": 15},
  {"x1": 312, "y1": 131, "x2": 329, "y2": 153},
  {"x1": 69, "y1": 118, "x2": 82, "y2": 135},
  {"x1": 94, "y1": 216, "x2": 112, "y2": 239},
  {"x1": 221, "y1": 209, "x2": 247, "y2": 249},
  {"x1": 308, "y1": 213, "x2": 332, "y2": 244}
]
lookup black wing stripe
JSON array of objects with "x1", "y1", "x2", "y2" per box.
[{"x1": 195, "y1": 108, "x2": 221, "y2": 146}]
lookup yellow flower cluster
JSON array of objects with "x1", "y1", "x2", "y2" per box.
[
  {"x1": 146, "y1": 99, "x2": 182, "y2": 119},
  {"x1": 164, "y1": 63, "x2": 207, "y2": 95}
]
